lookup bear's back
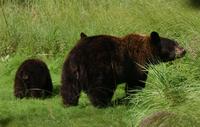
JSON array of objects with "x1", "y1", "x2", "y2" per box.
[
  {"x1": 69, "y1": 35, "x2": 121, "y2": 59},
  {"x1": 17, "y1": 59, "x2": 49, "y2": 80}
]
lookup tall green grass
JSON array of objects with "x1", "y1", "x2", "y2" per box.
[
  {"x1": 1, "y1": 0, "x2": 200, "y2": 56},
  {"x1": 0, "y1": 0, "x2": 200, "y2": 126},
  {"x1": 129, "y1": 56, "x2": 200, "y2": 126}
]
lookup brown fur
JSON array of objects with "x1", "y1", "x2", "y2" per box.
[
  {"x1": 14, "y1": 59, "x2": 53, "y2": 98},
  {"x1": 61, "y1": 32, "x2": 186, "y2": 107}
]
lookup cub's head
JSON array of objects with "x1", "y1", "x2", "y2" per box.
[{"x1": 150, "y1": 31, "x2": 186, "y2": 62}]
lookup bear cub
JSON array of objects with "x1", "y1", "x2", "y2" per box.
[
  {"x1": 61, "y1": 31, "x2": 186, "y2": 107},
  {"x1": 14, "y1": 59, "x2": 53, "y2": 98}
]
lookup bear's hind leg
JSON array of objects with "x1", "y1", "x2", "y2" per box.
[
  {"x1": 44, "y1": 73, "x2": 53, "y2": 97},
  {"x1": 14, "y1": 78, "x2": 26, "y2": 98},
  {"x1": 61, "y1": 79, "x2": 81, "y2": 106}
]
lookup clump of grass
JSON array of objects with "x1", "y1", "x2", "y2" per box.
[{"x1": 129, "y1": 59, "x2": 200, "y2": 127}]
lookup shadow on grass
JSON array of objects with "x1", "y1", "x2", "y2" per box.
[
  {"x1": 189, "y1": 0, "x2": 200, "y2": 8},
  {"x1": 0, "y1": 118, "x2": 12, "y2": 127},
  {"x1": 52, "y1": 85, "x2": 61, "y2": 97}
]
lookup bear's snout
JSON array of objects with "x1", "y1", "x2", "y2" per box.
[{"x1": 175, "y1": 46, "x2": 186, "y2": 58}]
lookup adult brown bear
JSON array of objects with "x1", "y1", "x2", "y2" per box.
[
  {"x1": 61, "y1": 31, "x2": 186, "y2": 107},
  {"x1": 14, "y1": 59, "x2": 53, "y2": 98}
]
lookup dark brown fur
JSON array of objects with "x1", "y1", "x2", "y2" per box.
[
  {"x1": 61, "y1": 32, "x2": 186, "y2": 107},
  {"x1": 14, "y1": 59, "x2": 53, "y2": 98}
]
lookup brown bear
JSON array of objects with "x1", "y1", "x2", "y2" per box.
[
  {"x1": 61, "y1": 31, "x2": 186, "y2": 107},
  {"x1": 14, "y1": 59, "x2": 53, "y2": 98}
]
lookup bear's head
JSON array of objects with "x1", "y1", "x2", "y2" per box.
[{"x1": 150, "y1": 31, "x2": 186, "y2": 62}]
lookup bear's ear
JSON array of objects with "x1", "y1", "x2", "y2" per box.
[
  {"x1": 80, "y1": 32, "x2": 87, "y2": 39},
  {"x1": 150, "y1": 31, "x2": 160, "y2": 45}
]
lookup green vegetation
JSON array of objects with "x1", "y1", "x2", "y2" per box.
[{"x1": 0, "y1": 0, "x2": 200, "y2": 126}]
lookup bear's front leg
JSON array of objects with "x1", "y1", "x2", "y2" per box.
[{"x1": 125, "y1": 80, "x2": 146, "y2": 96}]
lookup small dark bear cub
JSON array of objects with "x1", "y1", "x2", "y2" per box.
[
  {"x1": 61, "y1": 31, "x2": 186, "y2": 107},
  {"x1": 14, "y1": 59, "x2": 53, "y2": 98}
]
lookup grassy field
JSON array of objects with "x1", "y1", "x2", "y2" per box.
[{"x1": 0, "y1": 0, "x2": 200, "y2": 127}]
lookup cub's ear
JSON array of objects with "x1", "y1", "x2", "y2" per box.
[
  {"x1": 150, "y1": 31, "x2": 160, "y2": 44},
  {"x1": 80, "y1": 32, "x2": 87, "y2": 39}
]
